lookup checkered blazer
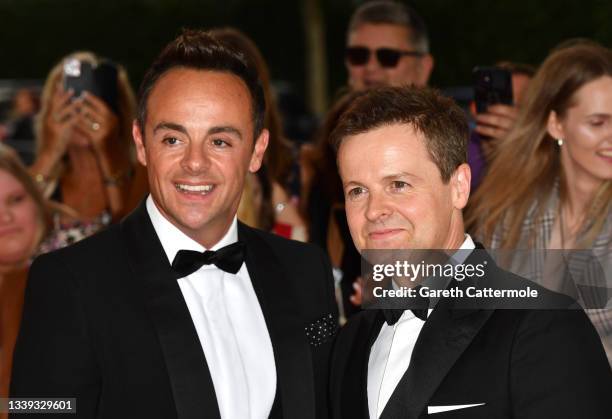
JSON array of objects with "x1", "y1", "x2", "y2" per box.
[{"x1": 480, "y1": 181, "x2": 612, "y2": 365}]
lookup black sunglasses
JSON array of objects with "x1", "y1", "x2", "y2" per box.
[{"x1": 345, "y1": 46, "x2": 425, "y2": 68}]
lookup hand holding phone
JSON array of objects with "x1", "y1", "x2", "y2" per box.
[
  {"x1": 473, "y1": 66, "x2": 513, "y2": 113},
  {"x1": 474, "y1": 103, "x2": 519, "y2": 140},
  {"x1": 71, "y1": 92, "x2": 120, "y2": 154},
  {"x1": 42, "y1": 85, "x2": 80, "y2": 156},
  {"x1": 63, "y1": 58, "x2": 119, "y2": 114},
  {"x1": 473, "y1": 66, "x2": 516, "y2": 142}
]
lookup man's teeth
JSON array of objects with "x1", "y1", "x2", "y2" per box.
[
  {"x1": 175, "y1": 184, "x2": 213, "y2": 192},
  {"x1": 598, "y1": 150, "x2": 612, "y2": 157}
]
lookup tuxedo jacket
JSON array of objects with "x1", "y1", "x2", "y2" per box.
[
  {"x1": 10, "y1": 202, "x2": 338, "y2": 419},
  {"x1": 330, "y1": 247, "x2": 612, "y2": 419}
]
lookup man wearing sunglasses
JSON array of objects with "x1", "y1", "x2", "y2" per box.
[{"x1": 345, "y1": 1, "x2": 434, "y2": 90}]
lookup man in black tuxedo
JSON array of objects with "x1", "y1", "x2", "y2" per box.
[
  {"x1": 10, "y1": 30, "x2": 337, "y2": 419},
  {"x1": 328, "y1": 85, "x2": 611, "y2": 418}
]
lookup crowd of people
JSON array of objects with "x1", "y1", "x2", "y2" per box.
[{"x1": 0, "y1": 1, "x2": 610, "y2": 417}]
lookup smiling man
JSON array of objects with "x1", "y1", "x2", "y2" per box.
[
  {"x1": 10, "y1": 30, "x2": 337, "y2": 419},
  {"x1": 328, "y1": 86, "x2": 611, "y2": 419}
]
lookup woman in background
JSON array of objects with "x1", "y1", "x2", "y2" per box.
[
  {"x1": 0, "y1": 145, "x2": 49, "y2": 412},
  {"x1": 30, "y1": 51, "x2": 146, "y2": 248},
  {"x1": 467, "y1": 43, "x2": 612, "y2": 363},
  {"x1": 211, "y1": 27, "x2": 306, "y2": 240},
  {"x1": 300, "y1": 91, "x2": 363, "y2": 319}
]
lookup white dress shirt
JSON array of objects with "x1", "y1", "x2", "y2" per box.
[
  {"x1": 146, "y1": 196, "x2": 276, "y2": 419},
  {"x1": 367, "y1": 235, "x2": 476, "y2": 419}
]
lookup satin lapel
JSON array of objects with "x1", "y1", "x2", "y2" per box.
[
  {"x1": 380, "y1": 246, "x2": 496, "y2": 419},
  {"x1": 238, "y1": 223, "x2": 314, "y2": 419},
  {"x1": 120, "y1": 201, "x2": 221, "y2": 419},
  {"x1": 380, "y1": 304, "x2": 493, "y2": 419},
  {"x1": 341, "y1": 310, "x2": 386, "y2": 419}
]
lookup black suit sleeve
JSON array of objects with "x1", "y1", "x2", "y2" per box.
[
  {"x1": 314, "y1": 245, "x2": 338, "y2": 419},
  {"x1": 318, "y1": 246, "x2": 339, "y2": 322},
  {"x1": 10, "y1": 253, "x2": 100, "y2": 418},
  {"x1": 511, "y1": 309, "x2": 612, "y2": 418}
]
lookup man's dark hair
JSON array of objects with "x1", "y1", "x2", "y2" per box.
[
  {"x1": 330, "y1": 86, "x2": 468, "y2": 183},
  {"x1": 348, "y1": 1, "x2": 429, "y2": 54},
  {"x1": 137, "y1": 29, "x2": 265, "y2": 139}
]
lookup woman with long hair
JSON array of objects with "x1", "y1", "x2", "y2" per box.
[
  {"x1": 210, "y1": 27, "x2": 306, "y2": 240},
  {"x1": 0, "y1": 145, "x2": 49, "y2": 413},
  {"x1": 300, "y1": 90, "x2": 364, "y2": 319},
  {"x1": 467, "y1": 42, "x2": 612, "y2": 362},
  {"x1": 30, "y1": 51, "x2": 146, "y2": 248}
]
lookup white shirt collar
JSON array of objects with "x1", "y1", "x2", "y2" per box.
[
  {"x1": 452, "y1": 233, "x2": 476, "y2": 264},
  {"x1": 459, "y1": 233, "x2": 476, "y2": 250},
  {"x1": 146, "y1": 195, "x2": 238, "y2": 266},
  {"x1": 397, "y1": 233, "x2": 476, "y2": 322}
]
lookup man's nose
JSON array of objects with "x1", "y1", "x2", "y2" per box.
[
  {"x1": 365, "y1": 191, "x2": 391, "y2": 222},
  {"x1": 181, "y1": 143, "x2": 211, "y2": 174},
  {"x1": 365, "y1": 50, "x2": 382, "y2": 72}
]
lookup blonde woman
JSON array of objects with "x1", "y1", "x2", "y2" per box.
[
  {"x1": 467, "y1": 43, "x2": 612, "y2": 363},
  {"x1": 30, "y1": 51, "x2": 146, "y2": 248}
]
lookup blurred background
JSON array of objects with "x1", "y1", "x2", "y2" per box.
[
  {"x1": 1, "y1": 1, "x2": 612, "y2": 380},
  {"x1": 1, "y1": 0, "x2": 611, "y2": 154}
]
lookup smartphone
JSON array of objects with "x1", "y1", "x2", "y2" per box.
[
  {"x1": 472, "y1": 66, "x2": 513, "y2": 113},
  {"x1": 63, "y1": 58, "x2": 119, "y2": 113}
]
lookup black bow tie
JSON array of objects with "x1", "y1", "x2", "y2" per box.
[
  {"x1": 382, "y1": 286, "x2": 429, "y2": 325},
  {"x1": 171, "y1": 241, "x2": 246, "y2": 279},
  {"x1": 382, "y1": 307, "x2": 428, "y2": 325}
]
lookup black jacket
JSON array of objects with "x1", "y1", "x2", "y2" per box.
[
  {"x1": 11, "y1": 201, "x2": 338, "y2": 419},
  {"x1": 329, "y1": 247, "x2": 612, "y2": 419}
]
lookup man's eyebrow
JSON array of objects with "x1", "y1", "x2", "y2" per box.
[
  {"x1": 208, "y1": 126, "x2": 243, "y2": 140},
  {"x1": 151, "y1": 123, "x2": 243, "y2": 140},
  {"x1": 153, "y1": 122, "x2": 188, "y2": 135},
  {"x1": 342, "y1": 180, "x2": 364, "y2": 188},
  {"x1": 342, "y1": 172, "x2": 421, "y2": 189},
  {"x1": 382, "y1": 172, "x2": 421, "y2": 181}
]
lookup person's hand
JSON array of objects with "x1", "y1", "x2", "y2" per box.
[
  {"x1": 72, "y1": 92, "x2": 119, "y2": 155},
  {"x1": 42, "y1": 85, "x2": 79, "y2": 158},
  {"x1": 474, "y1": 104, "x2": 519, "y2": 141}
]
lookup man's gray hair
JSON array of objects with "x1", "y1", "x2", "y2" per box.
[{"x1": 348, "y1": 1, "x2": 430, "y2": 54}]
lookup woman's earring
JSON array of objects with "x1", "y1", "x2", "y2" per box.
[{"x1": 557, "y1": 138, "x2": 564, "y2": 146}]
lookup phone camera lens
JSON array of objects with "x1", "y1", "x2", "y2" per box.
[{"x1": 63, "y1": 58, "x2": 81, "y2": 77}]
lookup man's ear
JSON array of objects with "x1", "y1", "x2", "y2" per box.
[
  {"x1": 132, "y1": 120, "x2": 147, "y2": 167},
  {"x1": 451, "y1": 163, "x2": 471, "y2": 210},
  {"x1": 546, "y1": 110, "x2": 564, "y2": 140},
  {"x1": 249, "y1": 129, "x2": 269, "y2": 173}
]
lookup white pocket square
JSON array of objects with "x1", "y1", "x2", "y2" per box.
[{"x1": 428, "y1": 403, "x2": 485, "y2": 414}]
